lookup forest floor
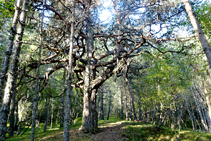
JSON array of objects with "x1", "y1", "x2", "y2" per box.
[{"x1": 5, "y1": 118, "x2": 211, "y2": 141}]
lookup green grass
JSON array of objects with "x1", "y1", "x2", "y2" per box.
[
  {"x1": 6, "y1": 118, "x2": 211, "y2": 141},
  {"x1": 5, "y1": 117, "x2": 119, "y2": 141},
  {"x1": 122, "y1": 122, "x2": 211, "y2": 141},
  {"x1": 5, "y1": 117, "x2": 83, "y2": 141}
]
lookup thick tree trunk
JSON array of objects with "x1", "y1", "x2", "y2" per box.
[
  {"x1": 183, "y1": 0, "x2": 211, "y2": 68},
  {"x1": 90, "y1": 88, "x2": 98, "y2": 132},
  {"x1": 0, "y1": 0, "x2": 22, "y2": 99},
  {"x1": 79, "y1": 5, "x2": 99, "y2": 133},
  {"x1": 80, "y1": 66, "x2": 99, "y2": 133},
  {"x1": 80, "y1": 76, "x2": 91, "y2": 132},
  {"x1": 0, "y1": 0, "x2": 28, "y2": 140},
  {"x1": 63, "y1": 0, "x2": 74, "y2": 140}
]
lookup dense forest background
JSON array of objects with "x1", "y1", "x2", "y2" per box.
[{"x1": 1, "y1": 0, "x2": 211, "y2": 140}]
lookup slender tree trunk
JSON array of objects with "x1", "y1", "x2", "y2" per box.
[
  {"x1": 186, "y1": 100, "x2": 196, "y2": 131},
  {"x1": 14, "y1": 103, "x2": 18, "y2": 131},
  {"x1": 124, "y1": 84, "x2": 129, "y2": 121},
  {"x1": 63, "y1": 1, "x2": 74, "y2": 140},
  {"x1": 127, "y1": 79, "x2": 137, "y2": 120},
  {"x1": 98, "y1": 88, "x2": 104, "y2": 120},
  {"x1": 107, "y1": 89, "x2": 111, "y2": 120},
  {"x1": 0, "y1": 0, "x2": 22, "y2": 99},
  {"x1": 192, "y1": 87, "x2": 209, "y2": 132},
  {"x1": 120, "y1": 86, "x2": 123, "y2": 120},
  {"x1": 151, "y1": 109, "x2": 155, "y2": 124},
  {"x1": 31, "y1": 1, "x2": 44, "y2": 140},
  {"x1": 60, "y1": 68, "x2": 66, "y2": 128},
  {"x1": 56, "y1": 110, "x2": 59, "y2": 125},
  {"x1": 9, "y1": 81, "x2": 17, "y2": 137},
  {"x1": 50, "y1": 98, "x2": 54, "y2": 129},
  {"x1": 183, "y1": 0, "x2": 211, "y2": 68},
  {"x1": 138, "y1": 95, "x2": 142, "y2": 121},
  {"x1": 0, "y1": 0, "x2": 28, "y2": 140},
  {"x1": 43, "y1": 97, "x2": 49, "y2": 132}
]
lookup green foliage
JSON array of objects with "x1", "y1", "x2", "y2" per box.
[
  {"x1": 195, "y1": 1, "x2": 211, "y2": 39},
  {"x1": 132, "y1": 53, "x2": 193, "y2": 109},
  {"x1": 0, "y1": 0, "x2": 15, "y2": 28}
]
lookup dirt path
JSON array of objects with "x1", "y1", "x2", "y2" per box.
[
  {"x1": 89, "y1": 121, "x2": 129, "y2": 141},
  {"x1": 39, "y1": 121, "x2": 129, "y2": 141}
]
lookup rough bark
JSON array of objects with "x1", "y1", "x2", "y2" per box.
[
  {"x1": 80, "y1": 72, "x2": 91, "y2": 132},
  {"x1": 63, "y1": 0, "x2": 74, "y2": 140},
  {"x1": 90, "y1": 88, "x2": 98, "y2": 132},
  {"x1": 0, "y1": 0, "x2": 28, "y2": 140},
  {"x1": 79, "y1": 5, "x2": 99, "y2": 133},
  {"x1": 183, "y1": 0, "x2": 211, "y2": 68},
  {"x1": 0, "y1": 0, "x2": 22, "y2": 99}
]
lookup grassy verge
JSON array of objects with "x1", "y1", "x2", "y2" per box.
[
  {"x1": 6, "y1": 118, "x2": 211, "y2": 141},
  {"x1": 122, "y1": 121, "x2": 211, "y2": 141},
  {"x1": 5, "y1": 117, "x2": 119, "y2": 141}
]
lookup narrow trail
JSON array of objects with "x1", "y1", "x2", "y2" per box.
[
  {"x1": 39, "y1": 121, "x2": 130, "y2": 141},
  {"x1": 89, "y1": 121, "x2": 129, "y2": 141}
]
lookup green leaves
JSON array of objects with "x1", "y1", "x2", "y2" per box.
[{"x1": 0, "y1": 0, "x2": 15, "y2": 28}]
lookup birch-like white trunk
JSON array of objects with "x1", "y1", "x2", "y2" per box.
[
  {"x1": 0, "y1": 0, "x2": 28, "y2": 140},
  {"x1": 0, "y1": 0, "x2": 22, "y2": 99}
]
